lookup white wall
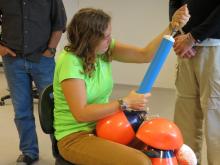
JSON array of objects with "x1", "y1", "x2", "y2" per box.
[
  {"x1": 59, "y1": 0, "x2": 177, "y2": 89},
  {"x1": 56, "y1": 0, "x2": 78, "y2": 56}
]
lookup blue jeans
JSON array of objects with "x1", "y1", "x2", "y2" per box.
[{"x1": 2, "y1": 55, "x2": 55, "y2": 159}]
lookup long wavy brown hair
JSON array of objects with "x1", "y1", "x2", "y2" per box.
[{"x1": 65, "y1": 8, "x2": 112, "y2": 77}]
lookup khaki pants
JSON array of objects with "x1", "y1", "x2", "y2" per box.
[
  {"x1": 174, "y1": 46, "x2": 220, "y2": 165},
  {"x1": 57, "y1": 131, "x2": 151, "y2": 165}
]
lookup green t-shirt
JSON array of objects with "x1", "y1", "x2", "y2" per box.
[{"x1": 53, "y1": 40, "x2": 115, "y2": 140}]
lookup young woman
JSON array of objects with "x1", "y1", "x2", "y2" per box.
[{"x1": 53, "y1": 6, "x2": 190, "y2": 165}]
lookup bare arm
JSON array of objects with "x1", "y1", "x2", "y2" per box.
[
  {"x1": 48, "y1": 31, "x2": 63, "y2": 48},
  {"x1": 61, "y1": 78, "x2": 150, "y2": 122},
  {"x1": 0, "y1": 44, "x2": 16, "y2": 57},
  {"x1": 111, "y1": 26, "x2": 172, "y2": 63},
  {"x1": 43, "y1": 31, "x2": 62, "y2": 56},
  {"x1": 111, "y1": 4, "x2": 190, "y2": 63},
  {"x1": 61, "y1": 79, "x2": 120, "y2": 122},
  {"x1": 43, "y1": 0, "x2": 66, "y2": 56}
]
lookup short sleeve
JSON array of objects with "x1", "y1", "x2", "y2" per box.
[
  {"x1": 109, "y1": 38, "x2": 116, "y2": 50},
  {"x1": 58, "y1": 54, "x2": 85, "y2": 83},
  {"x1": 51, "y1": 0, "x2": 67, "y2": 32}
]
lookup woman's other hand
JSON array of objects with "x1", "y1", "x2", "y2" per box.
[
  {"x1": 123, "y1": 90, "x2": 151, "y2": 111},
  {"x1": 171, "y1": 4, "x2": 190, "y2": 31}
]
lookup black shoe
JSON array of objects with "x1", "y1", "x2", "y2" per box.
[{"x1": 16, "y1": 154, "x2": 39, "y2": 165}]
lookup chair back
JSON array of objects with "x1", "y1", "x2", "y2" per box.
[
  {"x1": 38, "y1": 84, "x2": 54, "y2": 134},
  {"x1": 38, "y1": 84, "x2": 74, "y2": 165}
]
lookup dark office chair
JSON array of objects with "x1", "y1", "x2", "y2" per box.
[
  {"x1": 38, "y1": 84, "x2": 73, "y2": 165},
  {"x1": 0, "y1": 92, "x2": 10, "y2": 106}
]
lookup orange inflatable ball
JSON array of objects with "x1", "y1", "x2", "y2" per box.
[
  {"x1": 96, "y1": 110, "x2": 146, "y2": 145},
  {"x1": 136, "y1": 118, "x2": 183, "y2": 150}
]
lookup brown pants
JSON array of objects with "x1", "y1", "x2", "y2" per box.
[
  {"x1": 174, "y1": 46, "x2": 220, "y2": 165},
  {"x1": 57, "y1": 131, "x2": 151, "y2": 165}
]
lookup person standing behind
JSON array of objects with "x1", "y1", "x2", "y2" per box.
[
  {"x1": 0, "y1": 0, "x2": 66, "y2": 164},
  {"x1": 169, "y1": 0, "x2": 220, "y2": 164}
]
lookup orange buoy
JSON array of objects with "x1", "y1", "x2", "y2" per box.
[
  {"x1": 136, "y1": 118, "x2": 183, "y2": 150},
  {"x1": 96, "y1": 110, "x2": 146, "y2": 145}
]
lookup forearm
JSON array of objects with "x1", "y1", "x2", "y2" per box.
[
  {"x1": 145, "y1": 4, "x2": 190, "y2": 61},
  {"x1": 73, "y1": 100, "x2": 121, "y2": 122},
  {"x1": 112, "y1": 26, "x2": 172, "y2": 64},
  {"x1": 112, "y1": 4, "x2": 189, "y2": 63},
  {"x1": 142, "y1": 26, "x2": 172, "y2": 61},
  {"x1": 48, "y1": 31, "x2": 63, "y2": 48},
  {"x1": 61, "y1": 79, "x2": 121, "y2": 122},
  {"x1": 73, "y1": 91, "x2": 150, "y2": 122}
]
